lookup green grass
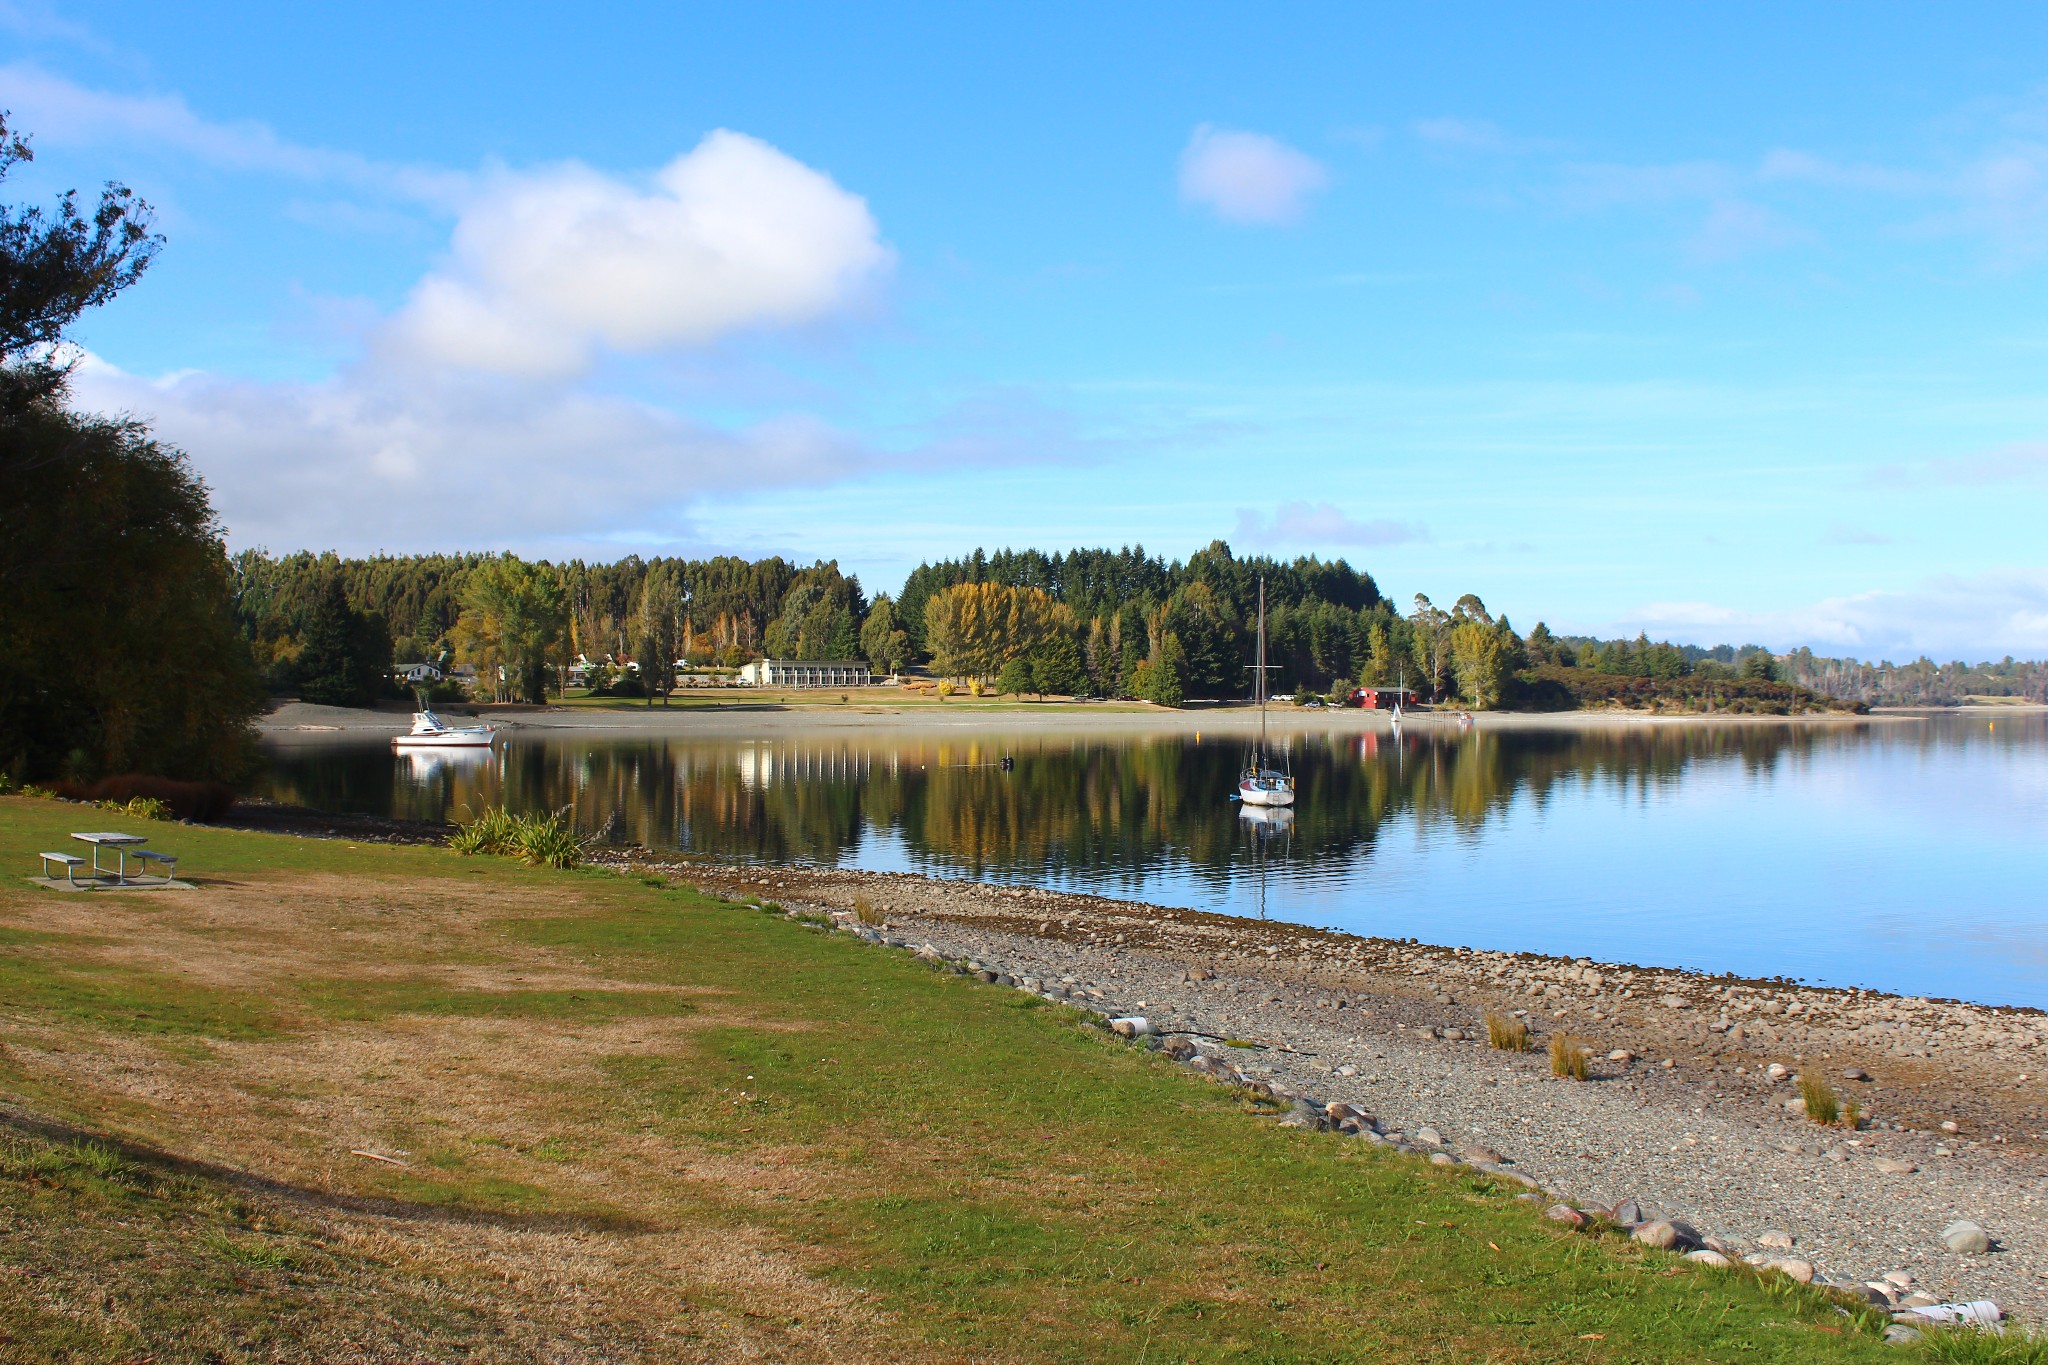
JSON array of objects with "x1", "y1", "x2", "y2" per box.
[{"x1": 0, "y1": 794, "x2": 1914, "y2": 1362}]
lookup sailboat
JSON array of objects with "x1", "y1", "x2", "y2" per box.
[{"x1": 1237, "y1": 578, "x2": 1296, "y2": 808}]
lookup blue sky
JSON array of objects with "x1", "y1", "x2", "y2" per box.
[{"x1": 8, "y1": 3, "x2": 2048, "y2": 659}]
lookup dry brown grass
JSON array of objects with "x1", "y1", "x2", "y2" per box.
[
  {"x1": 1549, "y1": 1033, "x2": 1590, "y2": 1081},
  {"x1": 1485, "y1": 1010, "x2": 1530, "y2": 1052}
]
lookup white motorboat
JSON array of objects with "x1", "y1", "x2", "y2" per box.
[
  {"x1": 391, "y1": 710, "x2": 497, "y2": 749},
  {"x1": 1236, "y1": 577, "x2": 1296, "y2": 808}
]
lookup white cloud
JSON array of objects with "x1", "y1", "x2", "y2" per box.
[
  {"x1": 382, "y1": 131, "x2": 891, "y2": 377},
  {"x1": 1178, "y1": 125, "x2": 1327, "y2": 225},
  {"x1": 1233, "y1": 501, "x2": 1426, "y2": 550},
  {"x1": 1554, "y1": 160, "x2": 1737, "y2": 209},
  {"x1": 69, "y1": 351, "x2": 884, "y2": 555},
  {"x1": 1619, "y1": 569, "x2": 2048, "y2": 661},
  {"x1": 1684, "y1": 199, "x2": 1812, "y2": 263},
  {"x1": 0, "y1": 62, "x2": 464, "y2": 205},
  {"x1": 1411, "y1": 116, "x2": 1552, "y2": 154}
]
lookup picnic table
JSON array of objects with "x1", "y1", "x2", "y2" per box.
[{"x1": 70, "y1": 832, "x2": 147, "y2": 884}]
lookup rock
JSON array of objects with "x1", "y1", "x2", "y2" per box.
[
  {"x1": 1632, "y1": 1220, "x2": 1701, "y2": 1251},
  {"x1": 1334, "y1": 1064, "x2": 1358, "y2": 1077},
  {"x1": 1899, "y1": 1292, "x2": 1939, "y2": 1308},
  {"x1": 1659, "y1": 994, "x2": 1689, "y2": 1009},
  {"x1": 1457, "y1": 1143, "x2": 1503, "y2": 1165},
  {"x1": 1608, "y1": 1199, "x2": 1643, "y2": 1226},
  {"x1": 1939, "y1": 1120, "x2": 1960, "y2": 1134},
  {"x1": 1514, "y1": 1191, "x2": 1544, "y2": 1204},
  {"x1": 1872, "y1": 1157, "x2": 1918, "y2": 1175},
  {"x1": 1771, "y1": 1258, "x2": 1816, "y2": 1284},
  {"x1": 1708, "y1": 1020, "x2": 1730, "y2": 1034},
  {"x1": 1443, "y1": 1027, "x2": 1466, "y2": 1042},
  {"x1": 1882, "y1": 1324, "x2": 1923, "y2": 1345},
  {"x1": 1414, "y1": 1126, "x2": 1445, "y2": 1147},
  {"x1": 1276, "y1": 1100, "x2": 1326, "y2": 1131},
  {"x1": 1941, "y1": 1220, "x2": 1992, "y2": 1255},
  {"x1": 1108, "y1": 1016, "x2": 1156, "y2": 1038},
  {"x1": 1545, "y1": 1204, "x2": 1589, "y2": 1228},
  {"x1": 1685, "y1": 1249, "x2": 1731, "y2": 1267},
  {"x1": 1765, "y1": 1062, "x2": 1789, "y2": 1081},
  {"x1": 974, "y1": 969, "x2": 999, "y2": 983},
  {"x1": 1758, "y1": 1230, "x2": 1796, "y2": 1251},
  {"x1": 1863, "y1": 1282, "x2": 1899, "y2": 1304},
  {"x1": 1844, "y1": 1068, "x2": 1870, "y2": 1081},
  {"x1": 1429, "y1": 1151, "x2": 1458, "y2": 1166},
  {"x1": 1702, "y1": 1236, "x2": 1736, "y2": 1256},
  {"x1": 1607, "y1": 1049, "x2": 1634, "y2": 1063},
  {"x1": 1882, "y1": 1271, "x2": 1916, "y2": 1289}
]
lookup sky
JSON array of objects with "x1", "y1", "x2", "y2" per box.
[{"x1": 6, "y1": 2, "x2": 2048, "y2": 660}]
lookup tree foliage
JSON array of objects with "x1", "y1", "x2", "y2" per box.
[
  {"x1": 922, "y1": 582, "x2": 1072, "y2": 681},
  {"x1": 296, "y1": 575, "x2": 392, "y2": 708},
  {"x1": 0, "y1": 113, "x2": 258, "y2": 782},
  {"x1": 453, "y1": 556, "x2": 566, "y2": 704}
]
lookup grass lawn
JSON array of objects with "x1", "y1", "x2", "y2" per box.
[{"x1": 0, "y1": 796, "x2": 1971, "y2": 1361}]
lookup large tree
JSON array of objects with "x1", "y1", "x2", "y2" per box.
[
  {"x1": 453, "y1": 556, "x2": 566, "y2": 704},
  {"x1": 0, "y1": 112, "x2": 263, "y2": 782}
]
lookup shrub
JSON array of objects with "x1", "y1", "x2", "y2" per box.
[
  {"x1": 448, "y1": 806, "x2": 583, "y2": 868},
  {"x1": 511, "y1": 811, "x2": 582, "y2": 869},
  {"x1": 1800, "y1": 1074, "x2": 1840, "y2": 1126},
  {"x1": 1485, "y1": 1011, "x2": 1530, "y2": 1052},
  {"x1": 95, "y1": 795, "x2": 171, "y2": 821},
  {"x1": 1549, "y1": 1033, "x2": 1589, "y2": 1081},
  {"x1": 448, "y1": 806, "x2": 519, "y2": 856},
  {"x1": 935, "y1": 680, "x2": 956, "y2": 699}
]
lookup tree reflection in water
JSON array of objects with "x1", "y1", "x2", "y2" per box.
[
  {"x1": 257, "y1": 719, "x2": 1910, "y2": 884},
  {"x1": 256, "y1": 715, "x2": 2048, "y2": 1002}
]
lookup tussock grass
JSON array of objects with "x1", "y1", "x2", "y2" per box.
[
  {"x1": 1801, "y1": 1074, "x2": 1841, "y2": 1126},
  {"x1": 93, "y1": 794, "x2": 171, "y2": 820},
  {"x1": 853, "y1": 893, "x2": 884, "y2": 927},
  {"x1": 1550, "y1": 1032, "x2": 1590, "y2": 1080},
  {"x1": 1842, "y1": 1096, "x2": 1863, "y2": 1131},
  {"x1": 1485, "y1": 1010, "x2": 1530, "y2": 1052},
  {"x1": 448, "y1": 805, "x2": 582, "y2": 868}
]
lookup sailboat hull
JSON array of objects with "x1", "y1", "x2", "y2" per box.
[{"x1": 1237, "y1": 779, "x2": 1295, "y2": 807}]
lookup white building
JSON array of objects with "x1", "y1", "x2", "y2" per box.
[{"x1": 737, "y1": 658, "x2": 873, "y2": 688}]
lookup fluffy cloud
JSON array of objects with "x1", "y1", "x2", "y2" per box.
[
  {"x1": 1619, "y1": 569, "x2": 2048, "y2": 661},
  {"x1": 383, "y1": 131, "x2": 891, "y2": 377},
  {"x1": 1178, "y1": 125, "x2": 1327, "y2": 225},
  {"x1": 69, "y1": 352, "x2": 883, "y2": 555},
  {"x1": 1233, "y1": 501, "x2": 1426, "y2": 550}
]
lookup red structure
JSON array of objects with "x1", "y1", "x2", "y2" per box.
[{"x1": 1349, "y1": 686, "x2": 1418, "y2": 710}]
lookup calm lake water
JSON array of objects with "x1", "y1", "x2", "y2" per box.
[{"x1": 255, "y1": 713, "x2": 2048, "y2": 1007}]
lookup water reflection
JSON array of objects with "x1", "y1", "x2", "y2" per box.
[{"x1": 257, "y1": 714, "x2": 2048, "y2": 1004}]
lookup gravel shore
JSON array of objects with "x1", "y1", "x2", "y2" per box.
[{"x1": 648, "y1": 858, "x2": 2048, "y2": 1318}]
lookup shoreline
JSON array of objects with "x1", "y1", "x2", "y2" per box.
[
  {"x1": 639, "y1": 855, "x2": 2048, "y2": 1316},
  {"x1": 254, "y1": 696, "x2": 2017, "y2": 740}
]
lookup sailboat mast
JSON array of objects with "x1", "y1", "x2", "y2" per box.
[{"x1": 1257, "y1": 577, "x2": 1268, "y2": 757}]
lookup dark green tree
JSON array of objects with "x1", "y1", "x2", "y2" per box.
[
  {"x1": 296, "y1": 575, "x2": 391, "y2": 707},
  {"x1": 0, "y1": 113, "x2": 260, "y2": 782}
]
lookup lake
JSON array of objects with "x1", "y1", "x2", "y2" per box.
[{"x1": 255, "y1": 712, "x2": 2048, "y2": 1007}]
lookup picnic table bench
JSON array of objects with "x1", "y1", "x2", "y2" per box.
[{"x1": 39, "y1": 852, "x2": 84, "y2": 884}]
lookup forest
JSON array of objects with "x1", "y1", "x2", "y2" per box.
[{"x1": 223, "y1": 540, "x2": 2006, "y2": 714}]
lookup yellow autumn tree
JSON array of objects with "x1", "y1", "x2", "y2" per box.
[{"x1": 922, "y1": 582, "x2": 1074, "y2": 681}]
